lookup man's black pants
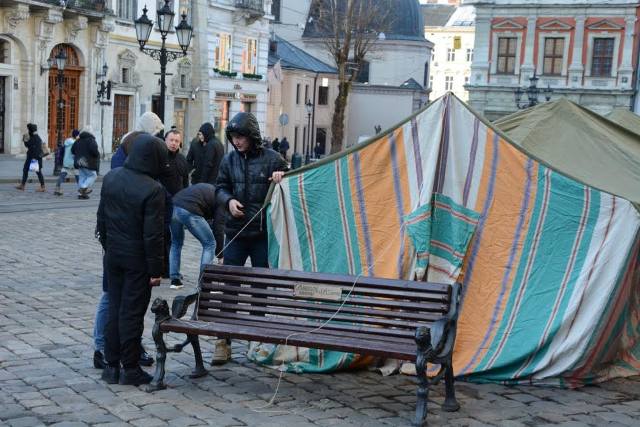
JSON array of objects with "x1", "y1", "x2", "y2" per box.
[{"x1": 104, "y1": 255, "x2": 151, "y2": 368}]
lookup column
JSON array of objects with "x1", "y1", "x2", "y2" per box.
[
  {"x1": 618, "y1": 15, "x2": 636, "y2": 89},
  {"x1": 520, "y1": 16, "x2": 537, "y2": 84},
  {"x1": 470, "y1": 15, "x2": 491, "y2": 86},
  {"x1": 568, "y1": 16, "x2": 585, "y2": 88}
]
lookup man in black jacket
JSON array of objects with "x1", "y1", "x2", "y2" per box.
[
  {"x1": 72, "y1": 127, "x2": 100, "y2": 199},
  {"x1": 159, "y1": 129, "x2": 189, "y2": 195},
  {"x1": 213, "y1": 112, "x2": 286, "y2": 364},
  {"x1": 96, "y1": 134, "x2": 167, "y2": 386},
  {"x1": 16, "y1": 123, "x2": 46, "y2": 192},
  {"x1": 168, "y1": 183, "x2": 217, "y2": 289},
  {"x1": 186, "y1": 122, "x2": 224, "y2": 185}
]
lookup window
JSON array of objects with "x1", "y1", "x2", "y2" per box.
[
  {"x1": 318, "y1": 85, "x2": 329, "y2": 105},
  {"x1": 447, "y1": 48, "x2": 455, "y2": 62},
  {"x1": 431, "y1": 50, "x2": 435, "y2": 61},
  {"x1": 215, "y1": 100, "x2": 231, "y2": 147},
  {"x1": 180, "y1": 74, "x2": 187, "y2": 89},
  {"x1": 315, "y1": 128, "x2": 327, "y2": 157},
  {"x1": 304, "y1": 84, "x2": 309, "y2": 102},
  {"x1": 445, "y1": 76, "x2": 454, "y2": 91},
  {"x1": 543, "y1": 37, "x2": 564, "y2": 75},
  {"x1": 242, "y1": 102, "x2": 253, "y2": 113},
  {"x1": 497, "y1": 37, "x2": 517, "y2": 74},
  {"x1": 117, "y1": 0, "x2": 137, "y2": 20},
  {"x1": 294, "y1": 126, "x2": 299, "y2": 151},
  {"x1": 0, "y1": 40, "x2": 8, "y2": 63},
  {"x1": 591, "y1": 37, "x2": 614, "y2": 77},
  {"x1": 429, "y1": 75, "x2": 433, "y2": 88},
  {"x1": 464, "y1": 76, "x2": 469, "y2": 85},
  {"x1": 355, "y1": 60, "x2": 369, "y2": 83},
  {"x1": 466, "y1": 48, "x2": 473, "y2": 62},
  {"x1": 423, "y1": 61, "x2": 429, "y2": 88},
  {"x1": 303, "y1": 125, "x2": 307, "y2": 147},
  {"x1": 296, "y1": 83, "x2": 300, "y2": 104},
  {"x1": 271, "y1": 0, "x2": 281, "y2": 22},
  {"x1": 242, "y1": 38, "x2": 258, "y2": 74},
  {"x1": 122, "y1": 67, "x2": 130, "y2": 85},
  {"x1": 215, "y1": 33, "x2": 232, "y2": 71}
]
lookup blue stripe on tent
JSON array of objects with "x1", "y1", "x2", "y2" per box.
[{"x1": 288, "y1": 175, "x2": 313, "y2": 272}]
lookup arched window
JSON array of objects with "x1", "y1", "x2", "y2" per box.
[{"x1": 0, "y1": 39, "x2": 9, "y2": 64}]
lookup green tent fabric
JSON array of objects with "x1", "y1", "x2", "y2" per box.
[
  {"x1": 494, "y1": 98, "x2": 640, "y2": 205},
  {"x1": 606, "y1": 108, "x2": 640, "y2": 137}
]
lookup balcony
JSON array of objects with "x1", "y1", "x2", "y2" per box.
[
  {"x1": 234, "y1": 0, "x2": 264, "y2": 24},
  {"x1": 41, "y1": 0, "x2": 107, "y2": 12}
]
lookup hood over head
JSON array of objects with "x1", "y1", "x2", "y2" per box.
[
  {"x1": 199, "y1": 122, "x2": 215, "y2": 142},
  {"x1": 135, "y1": 112, "x2": 165, "y2": 137},
  {"x1": 124, "y1": 133, "x2": 169, "y2": 179},
  {"x1": 225, "y1": 112, "x2": 262, "y2": 151},
  {"x1": 27, "y1": 123, "x2": 37, "y2": 134}
]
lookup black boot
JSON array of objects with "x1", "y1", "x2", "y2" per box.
[
  {"x1": 101, "y1": 365, "x2": 119, "y2": 384},
  {"x1": 93, "y1": 350, "x2": 107, "y2": 369},
  {"x1": 119, "y1": 366, "x2": 152, "y2": 386},
  {"x1": 139, "y1": 349, "x2": 154, "y2": 367}
]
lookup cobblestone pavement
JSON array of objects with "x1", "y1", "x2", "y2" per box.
[{"x1": 1, "y1": 183, "x2": 639, "y2": 427}]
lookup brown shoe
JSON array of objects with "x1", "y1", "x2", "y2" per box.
[
  {"x1": 35, "y1": 185, "x2": 46, "y2": 192},
  {"x1": 15, "y1": 183, "x2": 25, "y2": 191}
]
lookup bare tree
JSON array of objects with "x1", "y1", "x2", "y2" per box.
[{"x1": 308, "y1": 0, "x2": 393, "y2": 154}]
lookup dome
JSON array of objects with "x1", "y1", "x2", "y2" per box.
[{"x1": 303, "y1": 0, "x2": 425, "y2": 42}]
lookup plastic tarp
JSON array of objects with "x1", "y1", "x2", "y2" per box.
[
  {"x1": 494, "y1": 98, "x2": 640, "y2": 205},
  {"x1": 606, "y1": 108, "x2": 640, "y2": 138},
  {"x1": 252, "y1": 94, "x2": 640, "y2": 387}
]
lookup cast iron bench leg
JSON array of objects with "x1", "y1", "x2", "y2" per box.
[
  {"x1": 413, "y1": 326, "x2": 433, "y2": 426},
  {"x1": 189, "y1": 334, "x2": 207, "y2": 378},
  {"x1": 442, "y1": 358, "x2": 460, "y2": 412},
  {"x1": 147, "y1": 299, "x2": 169, "y2": 392}
]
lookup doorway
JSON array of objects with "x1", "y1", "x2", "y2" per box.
[
  {"x1": 47, "y1": 44, "x2": 83, "y2": 150},
  {"x1": 112, "y1": 94, "x2": 131, "y2": 150}
]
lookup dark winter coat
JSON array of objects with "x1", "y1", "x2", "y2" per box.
[
  {"x1": 96, "y1": 134, "x2": 167, "y2": 277},
  {"x1": 187, "y1": 123, "x2": 224, "y2": 184},
  {"x1": 172, "y1": 183, "x2": 217, "y2": 220},
  {"x1": 159, "y1": 150, "x2": 190, "y2": 196},
  {"x1": 72, "y1": 131, "x2": 100, "y2": 170},
  {"x1": 216, "y1": 112, "x2": 288, "y2": 239},
  {"x1": 25, "y1": 124, "x2": 43, "y2": 158}
]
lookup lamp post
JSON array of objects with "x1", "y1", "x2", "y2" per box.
[
  {"x1": 134, "y1": 1, "x2": 193, "y2": 124},
  {"x1": 305, "y1": 100, "x2": 313, "y2": 164},
  {"x1": 514, "y1": 71, "x2": 553, "y2": 109},
  {"x1": 53, "y1": 48, "x2": 67, "y2": 176},
  {"x1": 96, "y1": 63, "x2": 111, "y2": 160}
]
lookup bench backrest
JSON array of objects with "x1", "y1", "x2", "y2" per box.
[{"x1": 197, "y1": 265, "x2": 453, "y2": 341}]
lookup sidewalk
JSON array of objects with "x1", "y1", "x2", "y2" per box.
[{"x1": 0, "y1": 154, "x2": 112, "y2": 184}]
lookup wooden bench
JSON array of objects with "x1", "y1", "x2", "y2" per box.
[{"x1": 147, "y1": 264, "x2": 462, "y2": 426}]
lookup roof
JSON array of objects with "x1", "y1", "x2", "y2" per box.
[
  {"x1": 268, "y1": 36, "x2": 337, "y2": 74},
  {"x1": 304, "y1": 0, "x2": 425, "y2": 42},
  {"x1": 494, "y1": 98, "x2": 640, "y2": 204},
  {"x1": 421, "y1": 4, "x2": 456, "y2": 27},
  {"x1": 445, "y1": 5, "x2": 475, "y2": 27},
  {"x1": 606, "y1": 109, "x2": 640, "y2": 136},
  {"x1": 400, "y1": 77, "x2": 424, "y2": 90}
]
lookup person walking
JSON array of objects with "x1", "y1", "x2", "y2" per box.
[
  {"x1": 279, "y1": 137, "x2": 290, "y2": 161},
  {"x1": 186, "y1": 122, "x2": 223, "y2": 185},
  {"x1": 53, "y1": 129, "x2": 80, "y2": 196},
  {"x1": 272, "y1": 137, "x2": 280, "y2": 153},
  {"x1": 72, "y1": 126, "x2": 100, "y2": 199},
  {"x1": 96, "y1": 134, "x2": 167, "y2": 386},
  {"x1": 213, "y1": 112, "x2": 287, "y2": 364},
  {"x1": 168, "y1": 183, "x2": 217, "y2": 289},
  {"x1": 16, "y1": 123, "x2": 46, "y2": 192}
]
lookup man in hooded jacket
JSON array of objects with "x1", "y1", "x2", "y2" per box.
[
  {"x1": 96, "y1": 134, "x2": 167, "y2": 386},
  {"x1": 213, "y1": 112, "x2": 286, "y2": 364},
  {"x1": 186, "y1": 122, "x2": 224, "y2": 185}
]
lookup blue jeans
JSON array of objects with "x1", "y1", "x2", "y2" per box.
[
  {"x1": 93, "y1": 291, "x2": 109, "y2": 352},
  {"x1": 170, "y1": 206, "x2": 216, "y2": 280},
  {"x1": 78, "y1": 168, "x2": 97, "y2": 189},
  {"x1": 56, "y1": 168, "x2": 79, "y2": 188},
  {"x1": 223, "y1": 235, "x2": 269, "y2": 267}
]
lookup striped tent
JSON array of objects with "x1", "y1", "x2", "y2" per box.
[{"x1": 249, "y1": 94, "x2": 640, "y2": 387}]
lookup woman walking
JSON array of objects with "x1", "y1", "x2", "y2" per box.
[{"x1": 16, "y1": 123, "x2": 46, "y2": 192}]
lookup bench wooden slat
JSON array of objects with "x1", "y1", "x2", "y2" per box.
[
  {"x1": 201, "y1": 277, "x2": 451, "y2": 303},
  {"x1": 199, "y1": 284, "x2": 450, "y2": 311},
  {"x1": 193, "y1": 310, "x2": 420, "y2": 340},
  {"x1": 197, "y1": 300, "x2": 442, "y2": 328},
  {"x1": 201, "y1": 266, "x2": 451, "y2": 293},
  {"x1": 198, "y1": 292, "x2": 447, "y2": 321},
  {"x1": 161, "y1": 318, "x2": 418, "y2": 361}
]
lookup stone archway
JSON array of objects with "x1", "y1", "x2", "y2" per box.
[{"x1": 47, "y1": 43, "x2": 84, "y2": 150}]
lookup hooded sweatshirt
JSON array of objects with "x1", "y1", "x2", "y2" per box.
[
  {"x1": 97, "y1": 134, "x2": 167, "y2": 276},
  {"x1": 187, "y1": 122, "x2": 224, "y2": 184}
]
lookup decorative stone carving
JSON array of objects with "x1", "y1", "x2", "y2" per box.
[
  {"x1": 171, "y1": 57, "x2": 193, "y2": 94},
  {"x1": 115, "y1": 49, "x2": 143, "y2": 89},
  {"x1": 66, "y1": 16, "x2": 88, "y2": 43},
  {"x1": 5, "y1": 4, "x2": 30, "y2": 31}
]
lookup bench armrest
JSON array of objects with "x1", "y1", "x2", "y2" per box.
[
  {"x1": 170, "y1": 292, "x2": 199, "y2": 319},
  {"x1": 430, "y1": 282, "x2": 462, "y2": 356}
]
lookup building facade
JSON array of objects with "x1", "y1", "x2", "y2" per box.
[
  {"x1": 0, "y1": 0, "x2": 112, "y2": 155},
  {"x1": 425, "y1": 5, "x2": 475, "y2": 101},
  {"x1": 467, "y1": 0, "x2": 640, "y2": 120},
  {"x1": 266, "y1": 36, "x2": 338, "y2": 159}
]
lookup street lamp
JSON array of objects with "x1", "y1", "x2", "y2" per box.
[
  {"x1": 54, "y1": 47, "x2": 67, "y2": 176},
  {"x1": 305, "y1": 100, "x2": 313, "y2": 164},
  {"x1": 514, "y1": 71, "x2": 553, "y2": 109},
  {"x1": 96, "y1": 63, "x2": 112, "y2": 160},
  {"x1": 134, "y1": 2, "x2": 193, "y2": 124}
]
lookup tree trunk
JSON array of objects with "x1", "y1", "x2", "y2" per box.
[{"x1": 330, "y1": 80, "x2": 351, "y2": 154}]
